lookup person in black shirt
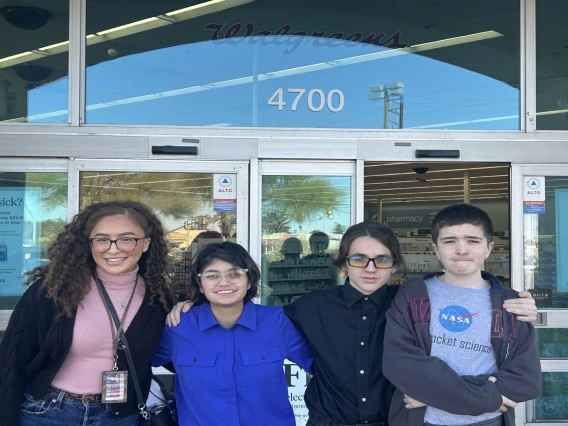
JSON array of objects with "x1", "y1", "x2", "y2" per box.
[
  {"x1": 284, "y1": 221, "x2": 404, "y2": 426},
  {"x1": 167, "y1": 221, "x2": 537, "y2": 426}
]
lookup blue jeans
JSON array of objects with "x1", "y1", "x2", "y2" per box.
[{"x1": 20, "y1": 389, "x2": 141, "y2": 426}]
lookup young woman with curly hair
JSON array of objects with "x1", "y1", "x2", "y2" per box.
[{"x1": 0, "y1": 201, "x2": 174, "y2": 426}]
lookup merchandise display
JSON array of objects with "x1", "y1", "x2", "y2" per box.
[
  {"x1": 265, "y1": 254, "x2": 338, "y2": 306},
  {"x1": 390, "y1": 236, "x2": 510, "y2": 286}
]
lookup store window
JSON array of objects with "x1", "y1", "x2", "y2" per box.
[
  {"x1": 536, "y1": 329, "x2": 568, "y2": 358},
  {"x1": 83, "y1": 0, "x2": 520, "y2": 129},
  {"x1": 260, "y1": 175, "x2": 351, "y2": 306},
  {"x1": 523, "y1": 177, "x2": 568, "y2": 309},
  {"x1": 79, "y1": 171, "x2": 237, "y2": 300},
  {"x1": 364, "y1": 162, "x2": 510, "y2": 285},
  {"x1": 536, "y1": 0, "x2": 568, "y2": 130},
  {"x1": 0, "y1": 172, "x2": 68, "y2": 341},
  {"x1": 533, "y1": 373, "x2": 568, "y2": 421},
  {"x1": 0, "y1": 1, "x2": 69, "y2": 123}
]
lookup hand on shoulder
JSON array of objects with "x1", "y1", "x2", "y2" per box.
[
  {"x1": 503, "y1": 291, "x2": 537, "y2": 323},
  {"x1": 166, "y1": 300, "x2": 193, "y2": 327}
]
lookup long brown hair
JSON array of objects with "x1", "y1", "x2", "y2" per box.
[
  {"x1": 333, "y1": 221, "x2": 407, "y2": 275},
  {"x1": 25, "y1": 201, "x2": 174, "y2": 317}
]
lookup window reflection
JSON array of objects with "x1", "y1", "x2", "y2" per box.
[
  {"x1": 536, "y1": 0, "x2": 568, "y2": 130},
  {"x1": 0, "y1": 2, "x2": 69, "y2": 123},
  {"x1": 260, "y1": 175, "x2": 351, "y2": 305},
  {"x1": 536, "y1": 329, "x2": 568, "y2": 358},
  {"x1": 534, "y1": 373, "x2": 568, "y2": 421},
  {"x1": 77, "y1": 0, "x2": 521, "y2": 129},
  {"x1": 79, "y1": 171, "x2": 238, "y2": 300}
]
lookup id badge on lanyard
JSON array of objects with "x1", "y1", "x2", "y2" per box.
[
  {"x1": 102, "y1": 352, "x2": 129, "y2": 403},
  {"x1": 97, "y1": 274, "x2": 139, "y2": 404},
  {"x1": 102, "y1": 370, "x2": 129, "y2": 403}
]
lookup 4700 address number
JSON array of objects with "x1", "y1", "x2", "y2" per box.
[{"x1": 268, "y1": 88, "x2": 344, "y2": 113}]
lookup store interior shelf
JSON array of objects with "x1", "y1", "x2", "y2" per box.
[{"x1": 269, "y1": 276, "x2": 332, "y2": 282}]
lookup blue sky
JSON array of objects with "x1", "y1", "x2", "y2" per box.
[{"x1": 28, "y1": 36, "x2": 519, "y2": 130}]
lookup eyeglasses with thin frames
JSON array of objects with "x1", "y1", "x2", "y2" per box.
[
  {"x1": 89, "y1": 237, "x2": 146, "y2": 253},
  {"x1": 345, "y1": 255, "x2": 396, "y2": 269},
  {"x1": 198, "y1": 268, "x2": 249, "y2": 285}
]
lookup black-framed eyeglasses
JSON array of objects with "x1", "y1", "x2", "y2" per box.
[
  {"x1": 89, "y1": 237, "x2": 146, "y2": 253},
  {"x1": 346, "y1": 255, "x2": 396, "y2": 269}
]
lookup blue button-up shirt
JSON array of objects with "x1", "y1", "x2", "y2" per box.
[{"x1": 152, "y1": 301, "x2": 313, "y2": 426}]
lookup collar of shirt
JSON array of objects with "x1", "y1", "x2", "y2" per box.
[
  {"x1": 342, "y1": 279, "x2": 388, "y2": 308},
  {"x1": 198, "y1": 301, "x2": 257, "y2": 331}
]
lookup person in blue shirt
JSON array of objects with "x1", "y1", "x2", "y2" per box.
[{"x1": 152, "y1": 241, "x2": 313, "y2": 426}]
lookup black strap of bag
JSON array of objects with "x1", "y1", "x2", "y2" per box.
[
  {"x1": 150, "y1": 374, "x2": 176, "y2": 407},
  {"x1": 96, "y1": 278, "x2": 150, "y2": 421},
  {"x1": 148, "y1": 374, "x2": 178, "y2": 426}
]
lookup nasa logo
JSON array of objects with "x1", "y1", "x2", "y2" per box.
[{"x1": 439, "y1": 305, "x2": 478, "y2": 332}]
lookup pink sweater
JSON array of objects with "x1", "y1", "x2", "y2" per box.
[{"x1": 51, "y1": 266, "x2": 146, "y2": 393}]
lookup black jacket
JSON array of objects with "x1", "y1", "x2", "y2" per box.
[
  {"x1": 383, "y1": 272, "x2": 542, "y2": 426},
  {"x1": 0, "y1": 278, "x2": 169, "y2": 426}
]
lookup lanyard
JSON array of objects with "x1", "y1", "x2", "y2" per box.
[{"x1": 94, "y1": 272, "x2": 138, "y2": 370}]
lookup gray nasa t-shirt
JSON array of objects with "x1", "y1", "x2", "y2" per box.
[{"x1": 424, "y1": 276, "x2": 502, "y2": 425}]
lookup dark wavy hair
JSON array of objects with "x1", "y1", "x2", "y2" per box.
[
  {"x1": 189, "y1": 242, "x2": 260, "y2": 305},
  {"x1": 25, "y1": 201, "x2": 174, "y2": 317},
  {"x1": 333, "y1": 221, "x2": 407, "y2": 276}
]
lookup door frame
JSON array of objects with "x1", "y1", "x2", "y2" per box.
[{"x1": 511, "y1": 164, "x2": 568, "y2": 426}]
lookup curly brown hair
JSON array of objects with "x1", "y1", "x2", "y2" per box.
[{"x1": 25, "y1": 201, "x2": 174, "y2": 317}]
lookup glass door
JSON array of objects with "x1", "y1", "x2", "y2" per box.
[
  {"x1": 253, "y1": 161, "x2": 357, "y2": 305},
  {"x1": 511, "y1": 165, "x2": 568, "y2": 425},
  {"x1": 71, "y1": 159, "x2": 249, "y2": 301},
  {"x1": 0, "y1": 159, "x2": 69, "y2": 342},
  {"x1": 251, "y1": 160, "x2": 356, "y2": 425}
]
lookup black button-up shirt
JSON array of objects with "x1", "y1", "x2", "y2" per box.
[{"x1": 283, "y1": 280, "x2": 399, "y2": 425}]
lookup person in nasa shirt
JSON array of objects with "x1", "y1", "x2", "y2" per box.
[{"x1": 383, "y1": 204, "x2": 541, "y2": 426}]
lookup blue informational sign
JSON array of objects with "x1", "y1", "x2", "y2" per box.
[
  {"x1": 0, "y1": 188, "x2": 26, "y2": 296},
  {"x1": 524, "y1": 201, "x2": 546, "y2": 214},
  {"x1": 556, "y1": 189, "x2": 568, "y2": 293},
  {"x1": 213, "y1": 203, "x2": 237, "y2": 212}
]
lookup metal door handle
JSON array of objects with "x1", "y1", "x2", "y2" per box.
[{"x1": 533, "y1": 312, "x2": 547, "y2": 326}]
